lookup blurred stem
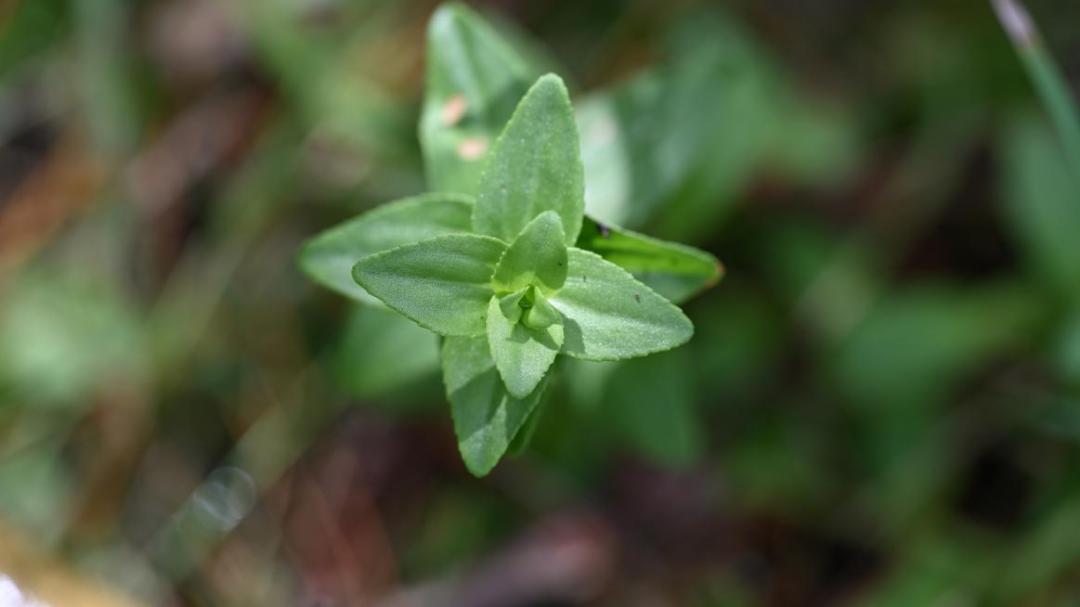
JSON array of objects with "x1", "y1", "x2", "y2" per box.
[
  {"x1": 992, "y1": 0, "x2": 1080, "y2": 180},
  {"x1": 74, "y1": 0, "x2": 138, "y2": 157}
]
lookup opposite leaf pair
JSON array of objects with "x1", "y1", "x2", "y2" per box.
[
  {"x1": 354, "y1": 211, "x2": 570, "y2": 400},
  {"x1": 303, "y1": 68, "x2": 708, "y2": 476},
  {"x1": 353, "y1": 74, "x2": 692, "y2": 472},
  {"x1": 354, "y1": 204, "x2": 692, "y2": 402}
]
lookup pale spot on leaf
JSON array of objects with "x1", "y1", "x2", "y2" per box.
[
  {"x1": 441, "y1": 94, "x2": 468, "y2": 126},
  {"x1": 457, "y1": 137, "x2": 488, "y2": 161}
]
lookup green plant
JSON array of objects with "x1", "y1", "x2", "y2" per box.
[
  {"x1": 300, "y1": 5, "x2": 720, "y2": 476},
  {"x1": 992, "y1": 0, "x2": 1080, "y2": 178}
]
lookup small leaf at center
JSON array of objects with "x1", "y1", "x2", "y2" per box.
[
  {"x1": 492, "y1": 211, "x2": 568, "y2": 293},
  {"x1": 487, "y1": 295, "x2": 563, "y2": 398},
  {"x1": 523, "y1": 289, "x2": 561, "y2": 330},
  {"x1": 498, "y1": 288, "x2": 528, "y2": 324}
]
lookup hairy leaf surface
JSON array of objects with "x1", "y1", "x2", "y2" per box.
[
  {"x1": 443, "y1": 335, "x2": 547, "y2": 476},
  {"x1": 552, "y1": 248, "x2": 693, "y2": 360},
  {"x1": 578, "y1": 218, "x2": 722, "y2": 303},
  {"x1": 300, "y1": 194, "x2": 473, "y2": 303},
  {"x1": 473, "y1": 74, "x2": 584, "y2": 244},
  {"x1": 352, "y1": 234, "x2": 506, "y2": 336}
]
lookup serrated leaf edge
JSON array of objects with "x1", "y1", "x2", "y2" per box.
[{"x1": 351, "y1": 233, "x2": 508, "y2": 337}]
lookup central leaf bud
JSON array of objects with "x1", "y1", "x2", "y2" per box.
[
  {"x1": 519, "y1": 286, "x2": 559, "y2": 330},
  {"x1": 491, "y1": 211, "x2": 569, "y2": 295},
  {"x1": 498, "y1": 286, "x2": 560, "y2": 331}
]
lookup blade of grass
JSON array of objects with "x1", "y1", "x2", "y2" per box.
[{"x1": 992, "y1": 0, "x2": 1080, "y2": 179}]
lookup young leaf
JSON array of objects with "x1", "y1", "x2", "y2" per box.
[
  {"x1": 492, "y1": 211, "x2": 568, "y2": 293},
  {"x1": 420, "y1": 3, "x2": 539, "y2": 194},
  {"x1": 443, "y1": 335, "x2": 547, "y2": 476},
  {"x1": 473, "y1": 74, "x2": 584, "y2": 245},
  {"x1": 551, "y1": 248, "x2": 693, "y2": 360},
  {"x1": 522, "y1": 290, "x2": 561, "y2": 330},
  {"x1": 299, "y1": 193, "x2": 473, "y2": 304},
  {"x1": 352, "y1": 234, "x2": 506, "y2": 336},
  {"x1": 486, "y1": 294, "x2": 563, "y2": 398},
  {"x1": 577, "y1": 217, "x2": 722, "y2": 304}
]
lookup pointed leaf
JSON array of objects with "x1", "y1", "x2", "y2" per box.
[
  {"x1": 551, "y1": 248, "x2": 693, "y2": 360},
  {"x1": 492, "y1": 211, "x2": 568, "y2": 293},
  {"x1": 299, "y1": 193, "x2": 473, "y2": 304},
  {"x1": 574, "y1": 33, "x2": 753, "y2": 231},
  {"x1": 352, "y1": 235, "x2": 506, "y2": 336},
  {"x1": 443, "y1": 335, "x2": 547, "y2": 476},
  {"x1": 420, "y1": 3, "x2": 539, "y2": 193},
  {"x1": 578, "y1": 217, "x2": 722, "y2": 303},
  {"x1": 486, "y1": 295, "x2": 562, "y2": 398},
  {"x1": 473, "y1": 74, "x2": 584, "y2": 244},
  {"x1": 1000, "y1": 115, "x2": 1080, "y2": 303}
]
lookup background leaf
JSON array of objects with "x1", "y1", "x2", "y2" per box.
[
  {"x1": 443, "y1": 335, "x2": 547, "y2": 476},
  {"x1": 552, "y1": 248, "x2": 693, "y2": 361},
  {"x1": 604, "y1": 349, "x2": 705, "y2": 467},
  {"x1": 0, "y1": 0, "x2": 69, "y2": 80},
  {"x1": 0, "y1": 273, "x2": 146, "y2": 407},
  {"x1": 299, "y1": 193, "x2": 473, "y2": 304},
  {"x1": 420, "y1": 2, "x2": 541, "y2": 194},
  {"x1": 1000, "y1": 114, "x2": 1080, "y2": 304},
  {"x1": 576, "y1": 9, "x2": 859, "y2": 242},
  {"x1": 352, "y1": 234, "x2": 506, "y2": 336},
  {"x1": 577, "y1": 218, "x2": 721, "y2": 304},
  {"x1": 331, "y1": 305, "x2": 441, "y2": 399},
  {"x1": 473, "y1": 74, "x2": 584, "y2": 244},
  {"x1": 573, "y1": 13, "x2": 762, "y2": 234}
]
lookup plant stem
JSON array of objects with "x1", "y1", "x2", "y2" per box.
[{"x1": 992, "y1": 0, "x2": 1080, "y2": 179}]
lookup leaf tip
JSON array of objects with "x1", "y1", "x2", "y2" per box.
[
  {"x1": 429, "y1": 2, "x2": 472, "y2": 33},
  {"x1": 707, "y1": 260, "x2": 726, "y2": 288},
  {"x1": 531, "y1": 72, "x2": 572, "y2": 101},
  {"x1": 296, "y1": 240, "x2": 315, "y2": 274},
  {"x1": 350, "y1": 258, "x2": 369, "y2": 289},
  {"x1": 504, "y1": 381, "x2": 537, "y2": 400},
  {"x1": 462, "y1": 455, "x2": 496, "y2": 477},
  {"x1": 531, "y1": 209, "x2": 567, "y2": 237}
]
